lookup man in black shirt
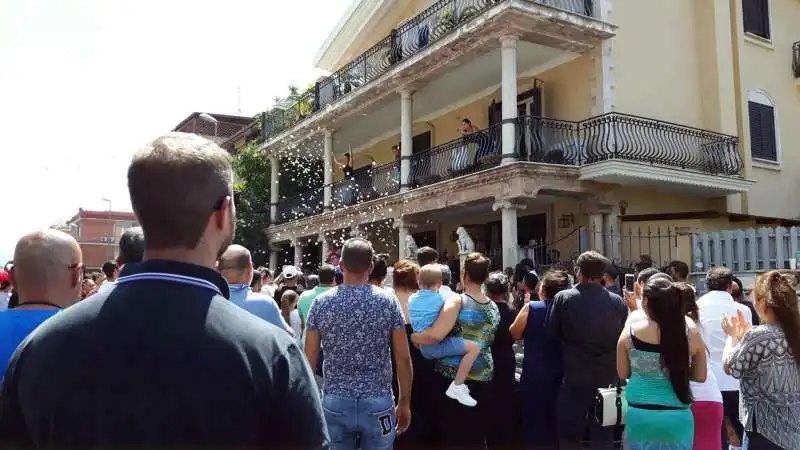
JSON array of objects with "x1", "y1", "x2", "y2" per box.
[
  {"x1": 0, "y1": 132, "x2": 328, "y2": 449},
  {"x1": 547, "y1": 251, "x2": 627, "y2": 450}
]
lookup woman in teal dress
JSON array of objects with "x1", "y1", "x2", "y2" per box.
[{"x1": 616, "y1": 276, "x2": 708, "y2": 449}]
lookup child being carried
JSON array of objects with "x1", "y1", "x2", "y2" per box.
[{"x1": 409, "y1": 264, "x2": 480, "y2": 407}]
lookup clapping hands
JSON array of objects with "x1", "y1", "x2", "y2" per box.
[{"x1": 721, "y1": 309, "x2": 752, "y2": 340}]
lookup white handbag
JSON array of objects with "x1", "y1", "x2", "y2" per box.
[{"x1": 595, "y1": 382, "x2": 627, "y2": 427}]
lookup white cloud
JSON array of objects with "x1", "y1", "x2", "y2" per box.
[{"x1": 0, "y1": 0, "x2": 351, "y2": 262}]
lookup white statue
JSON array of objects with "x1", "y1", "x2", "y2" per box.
[
  {"x1": 455, "y1": 226, "x2": 475, "y2": 255},
  {"x1": 404, "y1": 234, "x2": 419, "y2": 260}
]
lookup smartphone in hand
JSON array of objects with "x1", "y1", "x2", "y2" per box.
[{"x1": 624, "y1": 273, "x2": 635, "y2": 292}]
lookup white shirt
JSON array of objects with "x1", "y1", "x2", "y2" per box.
[
  {"x1": 697, "y1": 290, "x2": 752, "y2": 392},
  {"x1": 624, "y1": 298, "x2": 646, "y2": 326},
  {"x1": 290, "y1": 309, "x2": 302, "y2": 344},
  {"x1": 0, "y1": 291, "x2": 10, "y2": 309},
  {"x1": 439, "y1": 285, "x2": 457, "y2": 301}
]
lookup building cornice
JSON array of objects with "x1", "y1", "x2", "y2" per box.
[{"x1": 313, "y1": 0, "x2": 387, "y2": 71}]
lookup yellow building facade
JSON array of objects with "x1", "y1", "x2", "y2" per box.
[{"x1": 259, "y1": 0, "x2": 800, "y2": 272}]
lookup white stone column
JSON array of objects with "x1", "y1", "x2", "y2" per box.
[
  {"x1": 323, "y1": 130, "x2": 334, "y2": 210},
  {"x1": 500, "y1": 36, "x2": 518, "y2": 165},
  {"x1": 320, "y1": 234, "x2": 329, "y2": 264},
  {"x1": 394, "y1": 218, "x2": 414, "y2": 260},
  {"x1": 269, "y1": 155, "x2": 280, "y2": 223},
  {"x1": 269, "y1": 246, "x2": 279, "y2": 272},
  {"x1": 293, "y1": 240, "x2": 303, "y2": 268},
  {"x1": 603, "y1": 208, "x2": 621, "y2": 263},
  {"x1": 493, "y1": 199, "x2": 527, "y2": 269},
  {"x1": 400, "y1": 90, "x2": 414, "y2": 192},
  {"x1": 588, "y1": 213, "x2": 605, "y2": 255}
]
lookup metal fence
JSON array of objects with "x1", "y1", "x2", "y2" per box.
[
  {"x1": 483, "y1": 225, "x2": 683, "y2": 273},
  {"x1": 692, "y1": 226, "x2": 800, "y2": 273}
]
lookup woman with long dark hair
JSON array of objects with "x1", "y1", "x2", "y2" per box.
[
  {"x1": 675, "y1": 282, "x2": 723, "y2": 450},
  {"x1": 617, "y1": 276, "x2": 707, "y2": 449},
  {"x1": 723, "y1": 271, "x2": 800, "y2": 450}
]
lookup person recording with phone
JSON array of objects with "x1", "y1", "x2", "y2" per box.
[{"x1": 624, "y1": 268, "x2": 660, "y2": 326}]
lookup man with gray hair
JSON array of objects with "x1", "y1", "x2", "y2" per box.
[
  {"x1": 217, "y1": 244, "x2": 294, "y2": 335},
  {"x1": 0, "y1": 230, "x2": 83, "y2": 375},
  {"x1": 0, "y1": 133, "x2": 327, "y2": 448}
]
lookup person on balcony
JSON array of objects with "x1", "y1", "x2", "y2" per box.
[
  {"x1": 332, "y1": 152, "x2": 375, "y2": 205},
  {"x1": 452, "y1": 118, "x2": 478, "y2": 174}
]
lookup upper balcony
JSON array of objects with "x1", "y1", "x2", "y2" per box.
[
  {"x1": 271, "y1": 112, "x2": 751, "y2": 230},
  {"x1": 257, "y1": 0, "x2": 614, "y2": 149}
]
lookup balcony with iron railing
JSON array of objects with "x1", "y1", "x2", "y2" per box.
[
  {"x1": 258, "y1": 0, "x2": 603, "y2": 145},
  {"x1": 273, "y1": 113, "x2": 744, "y2": 225},
  {"x1": 793, "y1": 41, "x2": 800, "y2": 81}
]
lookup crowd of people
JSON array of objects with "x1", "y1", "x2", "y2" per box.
[{"x1": 0, "y1": 132, "x2": 798, "y2": 450}]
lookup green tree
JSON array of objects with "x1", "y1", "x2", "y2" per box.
[{"x1": 232, "y1": 141, "x2": 272, "y2": 266}]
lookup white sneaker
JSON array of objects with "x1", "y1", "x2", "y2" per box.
[{"x1": 446, "y1": 382, "x2": 477, "y2": 407}]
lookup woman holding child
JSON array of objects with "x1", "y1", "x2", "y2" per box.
[{"x1": 411, "y1": 252, "x2": 499, "y2": 449}]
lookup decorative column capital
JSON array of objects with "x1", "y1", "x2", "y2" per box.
[
  {"x1": 398, "y1": 88, "x2": 415, "y2": 100},
  {"x1": 323, "y1": 128, "x2": 335, "y2": 138},
  {"x1": 392, "y1": 217, "x2": 417, "y2": 230},
  {"x1": 492, "y1": 198, "x2": 527, "y2": 212},
  {"x1": 500, "y1": 35, "x2": 520, "y2": 48}
]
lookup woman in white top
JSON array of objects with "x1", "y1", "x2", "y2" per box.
[{"x1": 676, "y1": 282, "x2": 723, "y2": 450}]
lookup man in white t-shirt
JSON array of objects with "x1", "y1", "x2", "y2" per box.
[{"x1": 696, "y1": 266, "x2": 751, "y2": 449}]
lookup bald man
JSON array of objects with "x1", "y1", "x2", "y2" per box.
[
  {"x1": 218, "y1": 244, "x2": 294, "y2": 336},
  {"x1": 0, "y1": 230, "x2": 83, "y2": 377}
]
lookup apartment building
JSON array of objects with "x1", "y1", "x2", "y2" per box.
[
  {"x1": 258, "y1": 0, "x2": 800, "y2": 271},
  {"x1": 61, "y1": 209, "x2": 139, "y2": 271}
]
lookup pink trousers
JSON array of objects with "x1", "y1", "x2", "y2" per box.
[{"x1": 692, "y1": 401, "x2": 724, "y2": 450}]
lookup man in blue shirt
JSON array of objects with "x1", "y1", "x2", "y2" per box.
[
  {"x1": 305, "y1": 237, "x2": 413, "y2": 448},
  {"x1": 0, "y1": 229, "x2": 84, "y2": 376},
  {"x1": 218, "y1": 244, "x2": 294, "y2": 336}
]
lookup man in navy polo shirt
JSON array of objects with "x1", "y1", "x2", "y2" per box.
[{"x1": 0, "y1": 133, "x2": 328, "y2": 449}]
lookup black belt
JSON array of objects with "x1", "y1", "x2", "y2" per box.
[{"x1": 628, "y1": 402, "x2": 688, "y2": 411}]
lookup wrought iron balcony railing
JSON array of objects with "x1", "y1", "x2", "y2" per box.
[
  {"x1": 409, "y1": 122, "x2": 503, "y2": 188},
  {"x1": 793, "y1": 41, "x2": 800, "y2": 78},
  {"x1": 276, "y1": 186, "x2": 324, "y2": 225},
  {"x1": 275, "y1": 161, "x2": 401, "y2": 224},
  {"x1": 258, "y1": 0, "x2": 596, "y2": 144},
  {"x1": 331, "y1": 161, "x2": 401, "y2": 209},
  {"x1": 274, "y1": 113, "x2": 741, "y2": 225}
]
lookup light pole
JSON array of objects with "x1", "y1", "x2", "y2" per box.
[
  {"x1": 199, "y1": 113, "x2": 218, "y2": 138},
  {"x1": 101, "y1": 197, "x2": 113, "y2": 263}
]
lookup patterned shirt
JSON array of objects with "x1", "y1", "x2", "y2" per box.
[
  {"x1": 307, "y1": 284, "x2": 405, "y2": 398},
  {"x1": 436, "y1": 293, "x2": 500, "y2": 382},
  {"x1": 727, "y1": 324, "x2": 800, "y2": 450}
]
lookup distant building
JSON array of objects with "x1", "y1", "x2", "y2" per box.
[
  {"x1": 172, "y1": 112, "x2": 255, "y2": 147},
  {"x1": 60, "y1": 209, "x2": 139, "y2": 271}
]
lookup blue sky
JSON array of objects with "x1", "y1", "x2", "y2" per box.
[{"x1": 0, "y1": 0, "x2": 351, "y2": 262}]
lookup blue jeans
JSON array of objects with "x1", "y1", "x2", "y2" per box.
[{"x1": 322, "y1": 394, "x2": 396, "y2": 450}]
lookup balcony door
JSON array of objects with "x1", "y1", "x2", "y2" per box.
[
  {"x1": 489, "y1": 82, "x2": 543, "y2": 159},
  {"x1": 410, "y1": 131, "x2": 432, "y2": 186}
]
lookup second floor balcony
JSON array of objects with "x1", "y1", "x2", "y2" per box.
[
  {"x1": 258, "y1": 0, "x2": 614, "y2": 147},
  {"x1": 272, "y1": 112, "x2": 750, "y2": 226}
]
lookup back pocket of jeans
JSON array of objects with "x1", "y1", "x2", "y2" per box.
[{"x1": 368, "y1": 406, "x2": 395, "y2": 438}]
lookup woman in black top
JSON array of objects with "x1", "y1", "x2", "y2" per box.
[
  {"x1": 390, "y1": 260, "x2": 439, "y2": 449},
  {"x1": 485, "y1": 271, "x2": 522, "y2": 449}
]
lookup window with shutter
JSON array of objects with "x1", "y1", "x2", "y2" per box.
[
  {"x1": 742, "y1": 0, "x2": 771, "y2": 40},
  {"x1": 748, "y1": 101, "x2": 777, "y2": 162}
]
